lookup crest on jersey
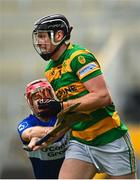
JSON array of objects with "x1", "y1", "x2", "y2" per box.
[
  {"x1": 78, "y1": 56, "x2": 86, "y2": 64},
  {"x1": 18, "y1": 122, "x2": 28, "y2": 131}
]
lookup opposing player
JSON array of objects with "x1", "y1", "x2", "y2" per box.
[
  {"x1": 17, "y1": 79, "x2": 69, "y2": 179},
  {"x1": 32, "y1": 14, "x2": 137, "y2": 179}
]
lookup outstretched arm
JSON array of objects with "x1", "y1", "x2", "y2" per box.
[{"x1": 21, "y1": 126, "x2": 53, "y2": 142}]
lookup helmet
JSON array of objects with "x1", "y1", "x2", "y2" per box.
[
  {"x1": 32, "y1": 14, "x2": 73, "y2": 61},
  {"x1": 25, "y1": 79, "x2": 55, "y2": 114}
]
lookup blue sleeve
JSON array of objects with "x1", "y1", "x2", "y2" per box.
[
  {"x1": 17, "y1": 114, "x2": 57, "y2": 143},
  {"x1": 17, "y1": 117, "x2": 34, "y2": 136}
]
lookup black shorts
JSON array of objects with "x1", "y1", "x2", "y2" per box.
[{"x1": 30, "y1": 157, "x2": 64, "y2": 179}]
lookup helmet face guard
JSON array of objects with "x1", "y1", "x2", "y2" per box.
[
  {"x1": 32, "y1": 14, "x2": 73, "y2": 61},
  {"x1": 32, "y1": 30, "x2": 54, "y2": 61},
  {"x1": 25, "y1": 79, "x2": 55, "y2": 116}
]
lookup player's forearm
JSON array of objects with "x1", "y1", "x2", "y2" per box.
[
  {"x1": 21, "y1": 126, "x2": 53, "y2": 141},
  {"x1": 63, "y1": 91, "x2": 112, "y2": 112}
]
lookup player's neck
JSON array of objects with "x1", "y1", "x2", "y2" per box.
[{"x1": 52, "y1": 44, "x2": 67, "y2": 61}]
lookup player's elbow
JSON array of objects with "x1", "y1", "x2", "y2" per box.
[
  {"x1": 21, "y1": 128, "x2": 32, "y2": 141},
  {"x1": 100, "y1": 92, "x2": 112, "y2": 107},
  {"x1": 105, "y1": 94, "x2": 112, "y2": 106}
]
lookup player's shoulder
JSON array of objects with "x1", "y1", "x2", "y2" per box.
[
  {"x1": 68, "y1": 43, "x2": 97, "y2": 63},
  {"x1": 23, "y1": 114, "x2": 38, "y2": 123},
  {"x1": 17, "y1": 114, "x2": 37, "y2": 128}
]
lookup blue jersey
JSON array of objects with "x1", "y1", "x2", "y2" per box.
[
  {"x1": 17, "y1": 114, "x2": 57, "y2": 144},
  {"x1": 17, "y1": 114, "x2": 69, "y2": 179}
]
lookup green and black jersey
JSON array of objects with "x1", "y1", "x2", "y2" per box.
[{"x1": 45, "y1": 43, "x2": 128, "y2": 146}]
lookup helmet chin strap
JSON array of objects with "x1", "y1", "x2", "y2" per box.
[
  {"x1": 40, "y1": 27, "x2": 72, "y2": 61},
  {"x1": 40, "y1": 37, "x2": 67, "y2": 61}
]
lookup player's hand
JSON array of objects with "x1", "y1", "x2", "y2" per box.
[
  {"x1": 37, "y1": 99, "x2": 63, "y2": 118},
  {"x1": 23, "y1": 137, "x2": 48, "y2": 151},
  {"x1": 23, "y1": 137, "x2": 41, "y2": 151}
]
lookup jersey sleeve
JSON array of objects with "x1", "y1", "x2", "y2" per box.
[
  {"x1": 17, "y1": 118, "x2": 33, "y2": 144},
  {"x1": 70, "y1": 53, "x2": 102, "y2": 82},
  {"x1": 17, "y1": 115, "x2": 57, "y2": 144},
  {"x1": 17, "y1": 118, "x2": 34, "y2": 136}
]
